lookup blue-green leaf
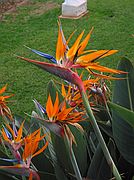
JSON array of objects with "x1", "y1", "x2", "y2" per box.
[
  {"x1": 112, "y1": 57, "x2": 134, "y2": 165},
  {"x1": 109, "y1": 101, "x2": 134, "y2": 128}
]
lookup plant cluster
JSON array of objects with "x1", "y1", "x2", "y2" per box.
[{"x1": 0, "y1": 21, "x2": 134, "y2": 180}]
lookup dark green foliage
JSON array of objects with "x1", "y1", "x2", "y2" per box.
[
  {"x1": 112, "y1": 57, "x2": 134, "y2": 165},
  {"x1": 87, "y1": 139, "x2": 116, "y2": 180}
]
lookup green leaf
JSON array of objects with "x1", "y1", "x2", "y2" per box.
[
  {"x1": 109, "y1": 101, "x2": 134, "y2": 128},
  {"x1": 87, "y1": 139, "x2": 116, "y2": 180},
  {"x1": 51, "y1": 132, "x2": 73, "y2": 179},
  {"x1": 47, "y1": 79, "x2": 63, "y2": 104},
  {"x1": 112, "y1": 57, "x2": 134, "y2": 165},
  {"x1": 42, "y1": 128, "x2": 69, "y2": 180},
  {"x1": 51, "y1": 125, "x2": 88, "y2": 179},
  {"x1": 32, "y1": 153, "x2": 56, "y2": 180},
  {"x1": 70, "y1": 125, "x2": 88, "y2": 177}
]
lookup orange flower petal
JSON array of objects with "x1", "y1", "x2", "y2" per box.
[
  {"x1": 29, "y1": 171, "x2": 33, "y2": 180},
  {"x1": 86, "y1": 63, "x2": 127, "y2": 74},
  {"x1": 78, "y1": 27, "x2": 94, "y2": 56},
  {"x1": 15, "y1": 121, "x2": 25, "y2": 142},
  {"x1": 1, "y1": 128, "x2": 11, "y2": 142},
  {"x1": 56, "y1": 21, "x2": 66, "y2": 61},
  {"x1": 0, "y1": 85, "x2": 7, "y2": 95},
  {"x1": 77, "y1": 50, "x2": 118, "y2": 64},
  {"x1": 57, "y1": 106, "x2": 73, "y2": 121},
  {"x1": 61, "y1": 83, "x2": 66, "y2": 98},
  {"x1": 46, "y1": 94, "x2": 54, "y2": 119},
  {"x1": 32, "y1": 140, "x2": 48, "y2": 158},
  {"x1": 52, "y1": 93, "x2": 59, "y2": 117},
  {"x1": 67, "y1": 30, "x2": 84, "y2": 61},
  {"x1": 87, "y1": 69, "x2": 125, "y2": 80}
]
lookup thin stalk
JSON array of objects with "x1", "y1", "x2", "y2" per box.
[
  {"x1": 126, "y1": 74, "x2": 133, "y2": 111},
  {"x1": 82, "y1": 91, "x2": 122, "y2": 180},
  {"x1": 70, "y1": 146, "x2": 82, "y2": 180},
  {"x1": 102, "y1": 94, "x2": 113, "y2": 122},
  {"x1": 22, "y1": 176, "x2": 27, "y2": 180},
  {"x1": 64, "y1": 131, "x2": 82, "y2": 180}
]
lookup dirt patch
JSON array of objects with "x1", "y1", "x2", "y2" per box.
[
  {"x1": 0, "y1": 0, "x2": 30, "y2": 13},
  {"x1": 0, "y1": 0, "x2": 30, "y2": 20},
  {"x1": 0, "y1": 1, "x2": 60, "y2": 20},
  {"x1": 30, "y1": 2, "x2": 60, "y2": 16}
]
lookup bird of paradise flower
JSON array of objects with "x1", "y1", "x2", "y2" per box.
[
  {"x1": 33, "y1": 92, "x2": 85, "y2": 145},
  {"x1": 0, "y1": 84, "x2": 13, "y2": 120},
  {"x1": 18, "y1": 20, "x2": 126, "y2": 86},
  {"x1": 0, "y1": 122, "x2": 48, "y2": 180}
]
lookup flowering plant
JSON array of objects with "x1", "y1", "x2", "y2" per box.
[{"x1": 0, "y1": 21, "x2": 134, "y2": 180}]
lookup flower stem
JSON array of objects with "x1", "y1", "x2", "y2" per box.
[
  {"x1": 82, "y1": 91, "x2": 122, "y2": 180},
  {"x1": 64, "y1": 130, "x2": 82, "y2": 180}
]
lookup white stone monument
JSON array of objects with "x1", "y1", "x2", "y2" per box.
[{"x1": 61, "y1": 0, "x2": 88, "y2": 19}]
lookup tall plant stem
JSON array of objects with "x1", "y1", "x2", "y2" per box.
[
  {"x1": 64, "y1": 130, "x2": 82, "y2": 180},
  {"x1": 82, "y1": 91, "x2": 122, "y2": 180}
]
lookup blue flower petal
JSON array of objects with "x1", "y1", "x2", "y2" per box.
[
  {"x1": 25, "y1": 46, "x2": 57, "y2": 63},
  {"x1": 0, "y1": 158, "x2": 18, "y2": 163},
  {"x1": 33, "y1": 99, "x2": 46, "y2": 114},
  {"x1": 13, "y1": 123, "x2": 18, "y2": 137},
  {"x1": 3, "y1": 126, "x2": 12, "y2": 140}
]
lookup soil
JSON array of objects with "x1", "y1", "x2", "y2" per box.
[
  {"x1": 0, "y1": 0, "x2": 29, "y2": 13},
  {"x1": 0, "y1": 0, "x2": 59, "y2": 20}
]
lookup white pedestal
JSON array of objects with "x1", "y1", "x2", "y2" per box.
[{"x1": 61, "y1": 0, "x2": 88, "y2": 19}]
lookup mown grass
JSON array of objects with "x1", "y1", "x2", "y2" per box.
[{"x1": 0, "y1": 0, "x2": 134, "y2": 116}]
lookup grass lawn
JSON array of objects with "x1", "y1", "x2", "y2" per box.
[{"x1": 0, "y1": 0, "x2": 134, "y2": 116}]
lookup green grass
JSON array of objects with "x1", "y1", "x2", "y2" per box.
[{"x1": 0, "y1": 0, "x2": 134, "y2": 116}]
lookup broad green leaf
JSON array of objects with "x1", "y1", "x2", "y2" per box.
[
  {"x1": 32, "y1": 153, "x2": 56, "y2": 180},
  {"x1": 109, "y1": 102, "x2": 134, "y2": 128},
  {"x1": 51, "y1": 126, "x2": 88, "y2": 178},
  {"x1": 42, "y1": 128, "x2": 69, "y2": 180},
  {"x1": 70, "y1": 125, "x2": 88, "y2": 176},
  {"x1": 51, "y1": 132, "x2": 73, "y2": 179},
  {"x1": 112, "y1": 57, "x2": 134, "y2": 165},
  {"x1": 87, "y1": 139, "x2": 116, "y2": 180}
]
